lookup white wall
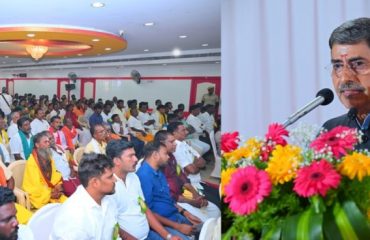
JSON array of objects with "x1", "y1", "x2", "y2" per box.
[
  {"x1": 96, "y1": 79, "x2": 192, "y2": 109},
  {"x1": 14, "y1": 79, "x2": 57, "y2": 98}
]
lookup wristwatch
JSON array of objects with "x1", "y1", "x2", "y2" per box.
[{"x1": 166, "y1": 233, "x2": 173, "y2": 240}]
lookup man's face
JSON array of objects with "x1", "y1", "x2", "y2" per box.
[
  {"x1": 94, "y1": 125, "x2": 107, "y2": 142},
  {"x1": 97, "y1": 168, "x2": 116, "y2": 195},
  {"x1": 157, "y1": 146, "x2": 170, "y2": 167},
  {"x1": 174, "y1": 125, "x2": 188, "y2": 141},
  {"x1": 51, "y1": 118, "x2": 62, "y2": 130},
  {"x1": 192, "y1": 108, "x2": 201, "y2": 116},
  {"x1": 20, "y1": 121, "x2": 31, "y2": 134},
  {"x1": 36, "y1": 109, "x2": 45, "y2": 119},
  {"x1": 36, "y1": 135, "x2": 51, "y2": 149},
  {"x1": 331, "y1": 42, "x2": 370, "y2": 112},
  {"x1": 116, "y1": 148, "x2": 138, "y2": 173},
  {"x1": 164, "y1": 134, "x2": 177, "y2": 153},
  {"x1": 12, "y1": 113, "x2": 20, "y2": 124},
  {"x1": 208, "y1": 87, "x2": 214, "y2": 95},
  {"x1": 0, "y1": 117, "x2": 5, "y2": 130},
  {"x1": 0, "y1": 203, "x2": 18, "y2": 240}
]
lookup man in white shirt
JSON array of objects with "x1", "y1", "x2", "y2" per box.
[
  {"x1": 167, "y1": 122, "x2": 206, "y2": 191},
  {"x1": 0, "y1": 87, "x2": 12, "y2": 117},
  {"x1": 101, "y1": 103, "x2": 113, "y2": 123},
  {"x1": 51, "y1": 153, "x2": 118, "y2": 240},
  {"x1": 30, "y1": 109, "x2": 49, "y2": 135},
  {"x1": 9, "y1": 117, "x2": 33, "y2": 160},
  {"x1": 106, "y1": 140, "x2": 182, "y2": 240},
  {"x1": 111, "y1": 99, "x2": 126, "y2": 123},
  {"x1": 185, "y1": 105, "x2": 210, "y2": 156},
  {"x1": 137, "y1": 102, "x2": 155, "y2": 133},
  {"x1": 198, "y1": 104, "x2": 215, "y2": 134},
  {"x1": 7, "y1": 111, "x2": 20, "y2": 139}
]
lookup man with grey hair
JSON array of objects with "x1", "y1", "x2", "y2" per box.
[{"x1": 323, "y1": 17, "x2": 370, "y2": 150}]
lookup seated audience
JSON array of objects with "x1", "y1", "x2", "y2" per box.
[
  {"x1": 198, "y1": 104, "x2": 216, "y2": 134},
  {"x1": 137, "y1": 141, "x2": 202, "y2": 240},
  {"x1": 61, "y1": 117, "x2": 78, "y2": 153},
  {"x1": 106, "y1": 140, "x2": 182, "y2": 240},
  {"x1": 153, "y1": 105, "x2": 167, "y2": 130},
  {"x1": 155, "y1": 130, "x2": 220, "y2": 222},
  {"x1": 9, "y1": 117, "x2": 33, "y2": 160},
  {"x1": 65, "y1": 104, "x2": 79, "y2": 128},
  {"x1": 0, "y1": 187, "x2": 34, "y2": 240},
  {"x1": 84, "y1": 124, "x2": 107, "y2": 154},
  {"x1": 22, "y1": 131, "x2": 67, "y2": 209},
  {"x1": 138, "y1": 102, "x2": 156, "y2": 134},
  {"x1": 51, "y1": 153, "x2": 118, "y2": 239},
  {"x1": 88, "y1": 103, "x2": 103, "y2": 129},
  {"x1": 48, "y1": 116, "x2": 68, "y2": 150},
  {"x1": 77, "y1": 116, "x2": 92, "y2": 147},
  {"x1": 111, "y1": 99, "x2": 126, "y2": 123},
  {"x1": 101, "y1": 102, "x2": 113, "y2": 123}
]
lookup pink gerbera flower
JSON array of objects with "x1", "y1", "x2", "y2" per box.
[
  {"x1": 293, "y1": 159, "x2": 341, "y2": 197},
  {"x1": 265, "y1": 123, "x2": 289, "y2": 146},
  {"x1": 224, "y1": 166, "x2": 272, "y2": 215},
  {"x1": 221, "y1": 131, "x2": 240, "y2": 153},
  {"x1": 310, "y1": 126, "x2": 358, "y2": 158}
]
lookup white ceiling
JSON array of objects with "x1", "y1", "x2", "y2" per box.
[{"x1": 0, "y1": 0, "x2": 221, "y2": 68}]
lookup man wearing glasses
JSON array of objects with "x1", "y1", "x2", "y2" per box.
[{"x1": 323, "y1": 17, "x2": 370, "y2": 150}]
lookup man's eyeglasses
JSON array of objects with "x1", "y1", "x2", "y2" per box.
[{"x1": 330, "y1": 59, "x2": 370, "y2": 78}]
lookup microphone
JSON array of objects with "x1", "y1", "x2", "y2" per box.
[{"x1": 283, "y1": 88, "x2": 334, "y2": 128}]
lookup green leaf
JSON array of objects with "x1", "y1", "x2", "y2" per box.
[
  {"x1": 262, "y1": 225, "x2": 281, "y2": 240},
  {"x1": 324, "y1": 200, "x2": 370, "y2": 240},
  {"x1": 282, "y1": 208, "x2": 323, "y2": 240}
]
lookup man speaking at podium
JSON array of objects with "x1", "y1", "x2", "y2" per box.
[{"x1": 323, "y1": 17, "x2": 370, "y2": 150}]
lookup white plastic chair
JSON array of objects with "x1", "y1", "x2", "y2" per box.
[
  {"x1": 209, "y1": 130, "x2": 220, "y2": 178},
  {"x1": 199, "y1": 217, "x2": 217, "y2": 240},
  {"x1": 28, "y1": 203, "x2": 61, "y2": 239}
]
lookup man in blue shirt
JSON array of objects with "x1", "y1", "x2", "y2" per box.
[
  {"x1": 88, "y1": 103, "x2": 103, "y2": 129},
  {"x1": 137, "y1": 141, "x2": 202, "y2": 239}
]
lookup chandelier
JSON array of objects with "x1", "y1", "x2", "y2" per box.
[{"x1": 26, "y1": 45, "x2": 49, "y2": 61}]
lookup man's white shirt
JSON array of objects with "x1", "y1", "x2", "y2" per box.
[
  {"x1": 30, "y1": 118, "x2": 50, "y2": 135},
  {"x1": 51, "y1": 185, "x2": 118, "y2": 240}
]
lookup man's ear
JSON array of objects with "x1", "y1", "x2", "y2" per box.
[{"x1": 89, "y1": 177, "x2": 99, "y2": 188}]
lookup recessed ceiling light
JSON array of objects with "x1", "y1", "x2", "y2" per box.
[
  {"x1": 162, "y1": 63, "x2": 167, "y2": 66},
  {"x1": 201, "y1": 43, "x2": 209, "y2": 47},
  {"x1": 63, "y1": 56, "x2": 68, "y2": 58},
  {"x1": 172, "y1": 48, "x2": 181, "y2": 57},
  {"x1": 105, "y1": 47, "x2": 111, "y2": 51},
  {"x1": 92, "y1": 38, "x2": 100, "y2": 42},
  {"x1": 17, "y1": 60, "x2": 21, "y2": 63},
  {"x1": 77, "y1": 53, "x2": 83, "y2": 56},
  {"x1": 144, "y1": 49, "x2": 149, "y2": 52},
  {"x1": 27, "y1": 33, "x2": 35, "y2": 38},
  {"x1": 179, "y1": 35, "x2": 187, "y2": 39},
  {"x1": 2, "y1": 62, "x2": 6, "y2": 64},
  {"x1": 144, "y1": 22, "x2": 155, "y2": 27},
  {"x1": 91, "y1": 2, "x2": 105, "y2": 8},
  {"x1": 4, "y1": 56, "x2": 8, "y2": 58}
]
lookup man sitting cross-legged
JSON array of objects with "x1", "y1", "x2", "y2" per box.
[
  {"x1": 137, "y1": 141, "x2": 202, "y2": 240},
  {"x1": 22, "y1": 131, "x2": 67, "y2": 209},
  {"x1": 51, "y1": 153, "x2": 119, "y2": 240},
  {"x1": 106, "y1": 140, "x2": 182, "y2": 240}
]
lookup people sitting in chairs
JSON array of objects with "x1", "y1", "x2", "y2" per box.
[
  {"x1": 51, "y1": 153, "x2": 118, "y2": 239},
  {"x1": 48, "y1": 116, "x2": 68, "y2": 151},
  {"x1": 137, "y1": 141, "x2": 202, "y2": 240},
  {"x1": 30, "y1": 108, "x2": 49, "y2": 136},
  {"x1": 61, "y1": 117, "x2": 78, "y2": 153},
  {"x1": 0, "y1": 187, "x2": 34, "y2": 240},
  {"x1": 137, "y1": 102, "x2": 156, "y2": 134},
  {"x1": 22, "y1": 131, "x2": 67, "y2": 209},
  {"x1": 84, "y1": 123, "x2": 107, "y2": 154},
  {"x1": 0, "y1": 111, "x2": 9, "y2": 146},
  {"x1": 7, "y1": 110, "x2": 20, "y2": 139},
  {"x1": 154, "y1": 130, "x2": 220, "y2": 222},
  {"x1": 9, "y1": 117, "x2": 33, "y2": 161},
  {"x1": 106, "y1": 140, "x2": 182, "y2": 240}
]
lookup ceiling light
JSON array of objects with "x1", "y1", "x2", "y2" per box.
[
  {"x1": 92, "y1": 38, "x2": 100, "y2": 42},
  {"x1": 2, "y1": 62, "x2": 5, "y2": 64},
  {"x1": 27, "y1": 33, "x2": 35, "y2": 38},
  {"x1": 105, "y1": 47, "x2": 111, "y2": 51},
  {"x1": 4, "y1": 56, "x2": 8, "y2": 58},
  {"x1": 91, "y1": 2, "x2": 105, "y2": 8},
  {"x1": 144, "y1": 22, "x2": 155, "y2": 27},
  {"x1": 77, "y1": 53, "x2": 83, "y2": 56},
  {"x1": 172, "y1": 48, "x2": 181, "y2": 57},
  {"x1": 26, "y1": 45, "x2": 48, "y2": 61},
  {"x1": 162, "y1": 63, "x2": 167, "y2": 66},
  {"x1": 144, "y1": 49, "x2": 149, "y2": 52},
  {"x1": 179, "y1": 35, "x2": 187, "y2": 39},
  {"x1": 17, "y1": 60, "x2": 21, "y2": 62},
  {"x1": 201, "y1": 43, "x2": 209, "y2": 47}
]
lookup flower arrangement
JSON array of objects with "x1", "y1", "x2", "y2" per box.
[{"x1": 221, "y1": 123, "x2": 370, "y2": 240}]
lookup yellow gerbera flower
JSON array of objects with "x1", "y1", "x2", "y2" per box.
[
  {"x1": 338, "y1": 152, "x2": 370, "y2": 181},
  {"x1": 266, "y1": 145, "x2": 302, "y2": 185},
  {"x1": 221, "y1": 168, "x2": 237, "y2": 195},
  {"x1": 223, "y1": 138, "x2": 262, "y2": 163}
]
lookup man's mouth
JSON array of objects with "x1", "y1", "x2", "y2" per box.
[{"x1": 340, "y1": 89, "x2": 364, "y2": 97}]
